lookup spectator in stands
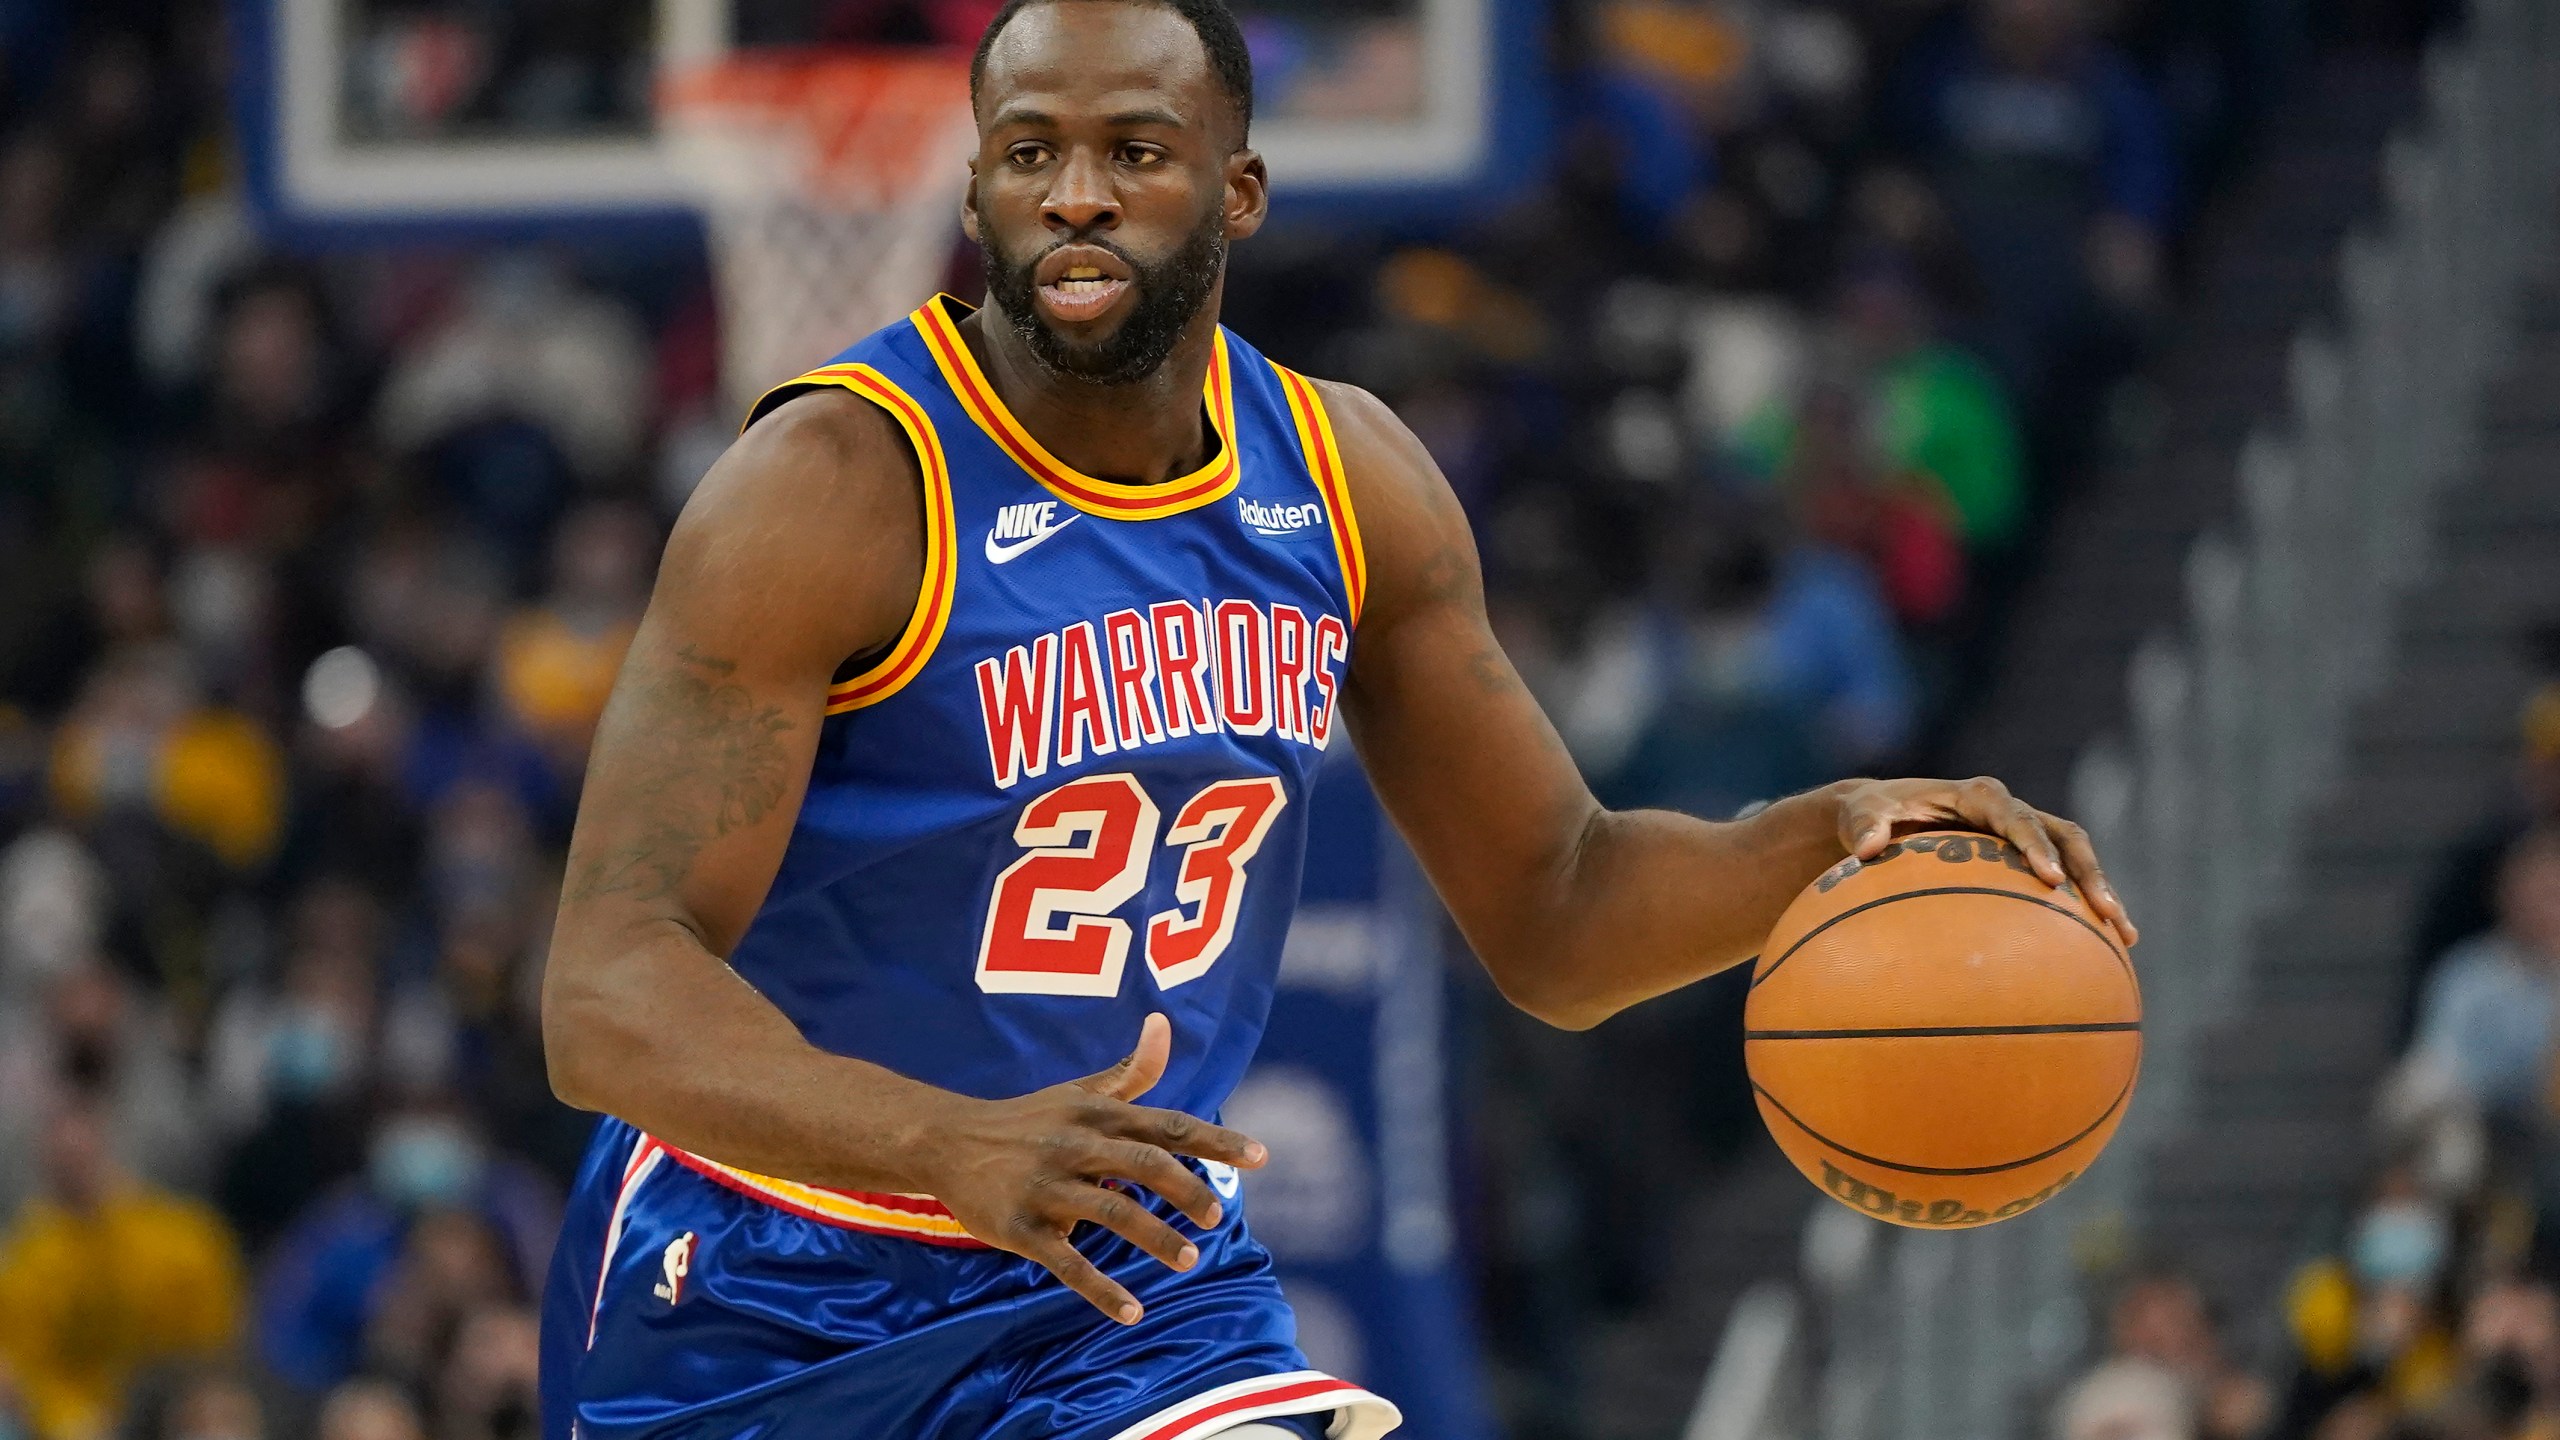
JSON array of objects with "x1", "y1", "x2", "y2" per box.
[
  {"x1": 430, "y1": 1306, "x2": 540, "y2": 1440},
  {"x1": 0, "y1": 1091, "x2": 245, "y2": 1440},
  {"x1": 206, "y1": 885, "x2": 384, "y2": 1249},
  {"x1": 2457, "y1": 1278, "x2": 2560, "y2": 1436},
  {"x1": 1584, "y1": 498, "x2": 1914, "y2": 819},
  {"x1": 1884, "y1": 0, "x2": 2175, "y2": 407},
  {"x1": 2109, "y1": 1270, "x2": 2276, "y2": 1440},
  {"x1": 0, "y1": 128, "x2": 73, "y2": 362},
  {"x1": 253, "y1": 1101, "x2": 555, "y2": 1393},
  {"x1": 2054, "y1": 1357, "x2": 2195, "y2": 1440},
  {"x1": 2277, "y1": 1165, "x2": 2462, "y2": 1438},
  {"x1": 489, "y1": 501, "x2": 652, "y2": 784},
  {"x1": 2402, "y1": 677, "x2": 2560, "y2": 1044},
  {"x1": 280, "y1": 646, "x2": 424, "y2": 890},
  {"x1": 52, "y1": 33, "x2": 176, "y2": 256},
  {"x1": 1739, "y1": 255, "x2": 2030, "y2": 558},
  {"x1": 380, "y1": 791, "x2": 588, "y2": 1182},
  {"x1": 150, "y1": 1367, "x2": 271, "y2": 1440},
  {"x1": 362, "y1": 1209, "x2": 520, "y2": 1395},
  {"x1": 315, "y1": 1380, "x2": 425, "y2": 1440},
  {"x1": 345, "y1": 520, "x2": 559, "y2": 829},
  {"x1": 0, "y1": 957, "x2": 206, "y2": 1221},
  {"x1": 47, "y1": 641, "x2": 289, "y2": 874},
  {"x1": 373, "y1": 256, "x2": 650, "y2": 576},
  {"x1": 2407, "y1": 829, "x2": 2560, "y2": 1126},
  {"x1": 1774, "y1": 378, "x2": 1968, "y2": 633}
]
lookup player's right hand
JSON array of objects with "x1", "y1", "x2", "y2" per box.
[{"x1": 914, "y1": 1012, "x2": 1267, "y2": 1325}]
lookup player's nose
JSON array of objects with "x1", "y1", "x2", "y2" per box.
[{"x1": 1040, "y1": 148, "x2": 1119, "y2": 233}]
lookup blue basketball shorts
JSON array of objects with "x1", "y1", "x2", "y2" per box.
[{"x1": 538, "y1": 1119, "x2": 1401, "y2": 1440}]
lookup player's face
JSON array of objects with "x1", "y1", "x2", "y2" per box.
[{"x1": 967, "y1": 3, "x2": 1266, "y2": 385}]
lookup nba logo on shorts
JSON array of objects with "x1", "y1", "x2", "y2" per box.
[{"x1": 653, "y1": 1232, "x2": 698, "y2": 1305}]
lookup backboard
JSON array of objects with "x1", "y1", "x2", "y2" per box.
[{"x1": 229, "y1": 0, "x2": 1544, "y2": 242}]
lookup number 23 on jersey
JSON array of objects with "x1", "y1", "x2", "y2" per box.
[{"x1": 976, "y1": 774, "x2": 1288, "y2": 998}]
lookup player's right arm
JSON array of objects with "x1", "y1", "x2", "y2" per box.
[{"x1": 542, "y1": 392, "x2": 1260, "y2": 1323}]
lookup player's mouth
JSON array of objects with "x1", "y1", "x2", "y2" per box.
[{"x1": 1033, "y1": 246, "x2": 1135, "y2": 325}]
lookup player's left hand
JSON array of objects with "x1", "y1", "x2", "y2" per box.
[{"x1": 1833, "y1": 776, "x2": 2138, "y2": 947}]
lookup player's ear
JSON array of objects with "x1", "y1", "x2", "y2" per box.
[
  {"x1": 961, "y1": 159, "x2": 984, "y2": 245},
  {"x1": 1224, "y1": 149, "x2": 1268, "y2": 241}
]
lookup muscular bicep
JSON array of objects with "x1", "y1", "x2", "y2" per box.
[
  {"x1": 559, "y1": 390, "x2": 925, "y2": 956},
  {"x1": 1326, "y1": 382, "x2": 1601, "y2": 961}
]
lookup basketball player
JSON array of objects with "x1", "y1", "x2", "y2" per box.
[{"x1": 535, "y1": 1, "x2": 2136, "y2": 1435}]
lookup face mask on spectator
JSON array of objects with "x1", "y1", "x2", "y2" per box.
[
  {"x1": 2351, "y1": 1200, "x2": 2448, "y2": 1288},
  {"x1": 268, "y1": 1001, "x2": 352, "y2": 1101},
  {"x1": 369, "y1": 1115, "x2": 485, "y2": 1209}
]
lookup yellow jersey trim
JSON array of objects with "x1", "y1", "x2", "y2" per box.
[
  {"x1": 653, "y1": 1140, "x2": 987, "y2": 1246},
  {"x1": 740, "y1": 363, "x2": 958, "y2": 714},
  {"x1": 1272, "y1": 365, "x2": 1367, "y2": 625},
  {"x1": 911, "y1": 295, "x2": 1242, "y2": 521}
]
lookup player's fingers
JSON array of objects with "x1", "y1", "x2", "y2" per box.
[
  {"x1": 1057, "y1": 1180, "x2": 1201, "y2": 1275},
  {"x1": 2045, "y1": 813, "x2": 2139, "y2": 946},
  {"x1": 1089, "y1": 1139, "x2": 1224, "y2": 1230},
  {"x1": 1073, "y1": 1012, "x2": 1172, "y2": 1103},
  {"x1": 1837, "y1": 792, "x2": 1899, "y2": 859},
  {"x1": 1016, "y1": 1226, "x2": 1145, "y2": 1325},
  {"x1": 1994, "y1": 799, "x2": 2070, "y2": 888},
  {"x1": 1113, "y1": 1102, "x2": 1267, "y2": 1169}
]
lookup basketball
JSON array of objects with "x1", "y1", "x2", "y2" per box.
[{"x1": 1746, "y1": 830, "x2": 2142, "y2": 1229}]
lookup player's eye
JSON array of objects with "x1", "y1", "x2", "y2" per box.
[
  {"x1": 1118, "y1": 144, "x2": 1166, "y2": 167},
  {"x1": 1007, "y1": 143, "x2": 1052, "y2": 170}
]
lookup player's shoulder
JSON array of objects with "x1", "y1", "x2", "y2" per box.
[
  {"x1": 654, "y1": 386, "x2": 927, "y2": 663},
  {"x1": 1290, "y1": 376, "x2": 1473, "y2": 607},
  {"x1": 685, "y1": 387, "x2": 923, "y2": 542},
  {"x1": 1293, "y1": 376, "x2": 1450, "y2": 523},
  {"x1": 735, "y1": 384, "x2": 922, "y2": 489}
]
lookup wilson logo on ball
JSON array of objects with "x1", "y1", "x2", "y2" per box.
[
  {"x1": 1813, "y1": 833, "x2": 2076, "y2": 896},
  {"x1": 1819, "y1": 1160, "x2": 2082, "y2": 1228}
]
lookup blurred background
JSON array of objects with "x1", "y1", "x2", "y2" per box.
[{"x1": 4, "y1": 0, "x2": 2557, "y2": 1437}]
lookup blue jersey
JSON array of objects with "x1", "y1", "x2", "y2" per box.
[
  {"x1": 669, "y1": 294, "x2": 1365, "y2": 1240},
  {"x1": 540, "y1": 297, "x2": 1401, "y2": 1440}
]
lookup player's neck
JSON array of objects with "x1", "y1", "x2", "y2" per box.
[{"x1": 962, "y1": 305, "x2": 1225, "y2": 487}]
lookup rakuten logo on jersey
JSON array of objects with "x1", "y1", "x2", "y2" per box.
[
  {"x1": 1238, "y1": 496, "x2": 1326, "y2": 536},
  {"x1": 974, "y1": 598, "x2": 1351, "y2": 789}
]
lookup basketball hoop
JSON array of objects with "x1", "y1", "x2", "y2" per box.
[{"x1": 662, "y1": 51, "x2": 978, "y2": 413}]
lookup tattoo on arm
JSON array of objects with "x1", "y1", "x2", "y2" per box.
[
  {"x1": 565, "y1": 644, "x2": 797, "y2": 904},
  {"x1": 1466, "y1": 644, "x2": 1523, "y2": 697},
  {"x1": 1416, "y1": 542, "x2": 1475, "y2": 606}
]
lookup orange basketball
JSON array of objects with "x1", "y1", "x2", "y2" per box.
[{"x1": 1745, "y1": 830, "x2": 2141, "y2": 1229}]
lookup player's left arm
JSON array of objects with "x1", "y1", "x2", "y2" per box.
[{"x1": 1323, "y1": 380, "x2": 2136, "y2": 1031}]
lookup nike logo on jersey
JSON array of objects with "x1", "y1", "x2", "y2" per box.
[
  {"x1": 1238, "y1": 496, "x2": 1326, "y2": 537},
  {"x1": 985, "y1": 501, "x2": 1080, "y2": 564}
]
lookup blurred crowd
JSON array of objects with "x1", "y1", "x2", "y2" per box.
[
  {"x1": 0, "y1": 0, "x2": 2443, "y2": 1437},
  {"x1": 2041, "y1": 657, "x2": 2560, "y2": 1440}
]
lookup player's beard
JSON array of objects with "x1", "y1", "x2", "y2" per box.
[{"x1": 980, "y1": 207, "x2": 1226, "y2": 387}]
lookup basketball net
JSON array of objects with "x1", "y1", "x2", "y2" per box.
[{"x1": 662, "y1": 51, "x2": 978, "y2": 414}]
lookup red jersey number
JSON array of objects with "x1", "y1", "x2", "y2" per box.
[{"x1": 976, "y1": 775, "x2": 1289, "y2": 997}]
